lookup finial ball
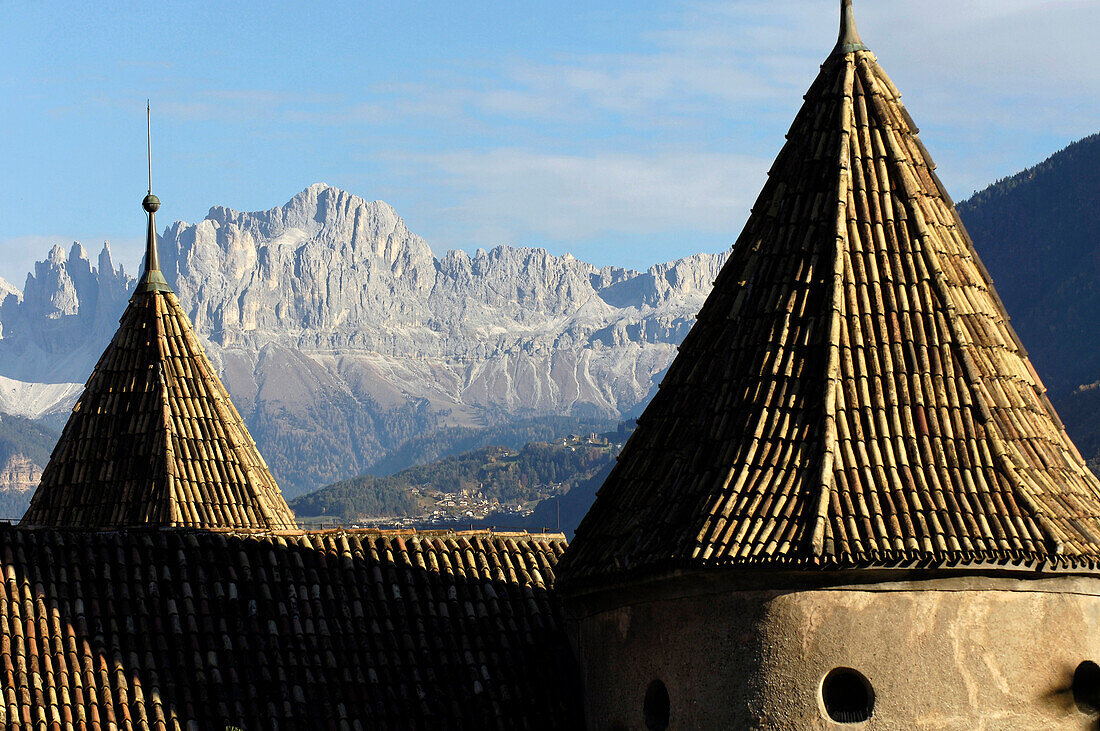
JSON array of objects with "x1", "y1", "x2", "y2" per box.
[{"x1": 143, "y1": 194, "x2": 161, "y2": 213}]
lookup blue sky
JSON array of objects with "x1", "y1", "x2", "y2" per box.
[{"x1": 1, "y1": 0, "x2": 1098, "y2": 286}]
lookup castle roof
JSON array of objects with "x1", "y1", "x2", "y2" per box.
[
  {"x1": 559, "y1": 1, "x2": 1100, "y2": 587},
  {"x1": 0, "y1": 526, "x2": 581, "y2": 728},
  {"x1": 22, "y1": 178, "x2": 296, "y2": 529}
]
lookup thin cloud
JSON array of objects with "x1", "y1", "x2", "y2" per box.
[
  {"x1": 7, "y1": 1, "x2": 1098, "y2": 274},
  {"x1": 401, "y1": 148, "x2": 767, "y2": 244}
]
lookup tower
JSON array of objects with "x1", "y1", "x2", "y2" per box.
[
  {"x1": 558, "y1": 3, "x2": 1100, "y2": 727},
  {"x1": 22, "y1": 106, "x2": 296, "y2": 529}
]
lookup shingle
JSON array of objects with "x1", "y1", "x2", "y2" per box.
[
  {"x1": 22, "y1": 286, "x2": 296, "y2": 530},
  {"x1": 559, "y1": 28, "x2": 1100, "y2": 588},
  {"x1": 0, "y1": 526, "x2": 579, "y2": 728}
]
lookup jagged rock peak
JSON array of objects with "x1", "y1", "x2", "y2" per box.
[
  {"x1": 46, "y1": 244, "x2": 66, "y2": 265},
  {"x1": 205, "y1": 183, "x2": 422, "y2": 243},
  {"x1": 98, "y1": 242, "x2": 124, "y2": 279},
  {"x1": 0, "y1": 277, "x2": 19, "y2": 302}
]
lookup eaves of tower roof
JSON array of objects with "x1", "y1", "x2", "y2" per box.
[{"x1": 559, "y1": 5, "x2": 1100, "y2": 588}]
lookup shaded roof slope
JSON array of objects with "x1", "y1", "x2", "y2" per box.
[
  {"x1": 0, "y1": 526, "x2": 581, "y2": 729},
  {"x1": 560, "y1": 3, "x2": 1100, "y2": 586},
  {"x1": 22, "y1": 189, "x2": 296, "y2": 529}
]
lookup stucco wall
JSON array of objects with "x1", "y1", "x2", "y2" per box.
[{"x1": 567, "y1": 572, "x2": 1100, "y2": 730}]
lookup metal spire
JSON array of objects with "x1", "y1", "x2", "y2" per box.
[
  {"x1": 147, "y1": 99, "x2": 153, "y2": 195},
  {"x1": 137, "y1": 100, "x2": 171, "y2": 294},
  {"x1": 831, "y1": 0, "x2": 869, "y2": 57}
]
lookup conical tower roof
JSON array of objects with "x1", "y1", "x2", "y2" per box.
[
  {"x1": 22, "y1": 129, "x2": 296, "y2": 530},
  {"x1": 560, "y1": 2, "x2": 1100, "y2": 586}
]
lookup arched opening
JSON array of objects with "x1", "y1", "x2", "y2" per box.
[
  {"x1": 643, "y1": 679, "x2": 670, "y2": 730},
  {"x1": 821, "y1": 667, "x2": 874, "y2": 723},
  {"x1": 1073, "y1": 660, "x2": 1100, "y2": 713}
]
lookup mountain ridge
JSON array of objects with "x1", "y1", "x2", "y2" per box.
[
  {"x1": 5, "y1": 128, "x2": 1100, "y2": 507},
  {"x1": 0, "y1": 184, "x2": 729, "y2": 495},
  {"x1": 956, "y1": 132, "x2": 1100, "y2": 397}
]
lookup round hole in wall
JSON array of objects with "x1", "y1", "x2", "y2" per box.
[
  {"x1": 1073, "y1": 661, "x2": 1100, "y2": 713},
  {"x1": 643, "y1": 679, "x2": 670, "y2": 731},
  {"x1": 821, "y1": 667, "x2": 874, "y2": 724}
]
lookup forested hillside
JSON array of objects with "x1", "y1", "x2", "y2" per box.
[
  {"x1": 957, "y1": 133, "x2": 1100, "y2": 397},
  {"x1": 957, "y1": 132, "x2": 1100, "y2": 476},
  {"x1": 0, "y1": 415, "x2": 53, "y2": 467},
  {"x1": 367, "y1": 416, "x2": 617, "y2": 476},
  {"x1": 291, "y1": 434, "x2": 620, "y2": 523},
  {"x1": 0, "y1": 415, "x2": 56, "y2": 518}
]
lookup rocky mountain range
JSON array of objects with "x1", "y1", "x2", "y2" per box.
[
  {"x1": 4, "y1": 127, "x2": 1100, "y2": 511},
  {"x1": 0, "y1": 184, "x2": 727, "y2": 495}
]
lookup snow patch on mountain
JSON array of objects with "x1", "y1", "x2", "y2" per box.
[{"x1": 0, "y1": 375, "x2": 81, "y2": 420}]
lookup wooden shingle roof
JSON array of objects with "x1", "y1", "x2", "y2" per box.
[
  {"x1": 560, "y1": 2, "x2": 1100, "y2": 586},
  {"x1": 0, "y1": 526, "x2": 581, "y2": 729},
  {"x1": 22, "y1": 190, "x2": 296, "y2": 529}
]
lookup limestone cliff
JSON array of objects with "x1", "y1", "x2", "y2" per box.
[
  {"x1": 0, "y1": 455, "x2": 40, "y2": 497},
  {"x1": 0, "y1": 185, "x2": 729, "y2": 494}
]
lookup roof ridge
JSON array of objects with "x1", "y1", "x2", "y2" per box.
[
  {"x1": 22, "y1": 282, "x2": 298, "y2": 530},
  {"x1": 810, "y1": 55, "x2": 856, "y2": 557},
  {"x1": 558, "y1": 7, "x2": 1100, "y2": 586},
  {"x1": 152, "y1": 295, "x2": 177, "y2": 524},
  {"x1": 890, "y1": 64, "x2": 1093, "y2": 477},
  {"x1": 22, "y1": 125, "x2": 296, "y2": 531},
  {"x1": 856, "y1": 57, "x2": 1067, "y2": 556},
  {"x1": 173, "y1": 295, "x2": 278, "y2": 528}
]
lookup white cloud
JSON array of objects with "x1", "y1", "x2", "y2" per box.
[
  {"x1": 17, "y1": 1, "x2": 1099, "y2": 271},
  {"x1": 397, "y1": 0, "x2": 1100, "y2": 245},
  {"x1": 400, "y1": 148, "x2": 767, "y2": 246}
]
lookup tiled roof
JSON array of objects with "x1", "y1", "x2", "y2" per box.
[
  {"x1": 559, "y1": 7, "x2": 1100, "y2": 586},
  {"x1": 22, "y1": 189, "x2": 296, "y2": 530},
  {"x1": 0, "y1": 526, "x2": 580, "y2": 729}
]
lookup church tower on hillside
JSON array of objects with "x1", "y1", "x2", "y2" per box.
[
  {"x1": 22, "y1": 110, "x2": 296, "y2": 530},
  {"x1": 559, "y1": 2, "x2": 1100, "y2": 728}
]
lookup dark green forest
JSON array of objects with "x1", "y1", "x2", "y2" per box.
[
  {"x1": 957, "y1": 132, "x2": 1100, "y2": 477},
  {"x1": 0, "y1": 414, "x2": 55, "y2": 466},
  {"x1": 0, "y1": 414, "x2": 57, "y2": 520},
  {"x1": 366, "y1": 415, "x2": 617, "y2": 476},
  {"x1": 957, "y1": 132, "x2": 1100, "y2": 397},
  {"x1": 291, "y1": 437, "x2": 617, "y2": 520}
]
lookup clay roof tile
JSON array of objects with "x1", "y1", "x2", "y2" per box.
[{"x1": 559, "y1": 3, "x2": 1100, "y2": 587}]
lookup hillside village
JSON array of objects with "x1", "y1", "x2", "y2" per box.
[{"x1": 294, "y1": 430, "x2": 626, "y2": 529}]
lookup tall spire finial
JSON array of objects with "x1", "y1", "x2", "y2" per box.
[
  {"x1": 137, "y1": 100, "x2": 171, "y2": 294},
  {"x1": 147, "y1": 100, "x2": 152, "y2": 195},
  {"x1": 831, "y1": 0, "x2": 869, "y2": 57}
]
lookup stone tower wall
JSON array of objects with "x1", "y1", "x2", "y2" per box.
[{"x1": 566, "y1": 573, "x2": 1100, "y2": 729}]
